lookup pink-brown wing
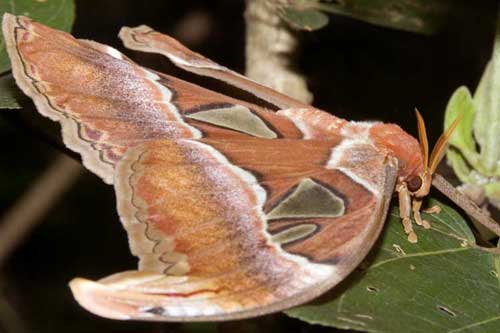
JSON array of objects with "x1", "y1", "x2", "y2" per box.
[
  {"x1": 69, "y1": 137, "x2": 398, "y2": 321},
  {"x1": 2, "y1": 14, "x2": 302, "y2": 184},
  {"x1": 2, "y1": 14, "x2": 196, "y2": 183},
  {"x1": 119, "y1": 25, "x2": 310, "y2": 109}
]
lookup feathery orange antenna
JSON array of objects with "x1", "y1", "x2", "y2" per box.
[
  {"x1": 415, "y1": 109, "x2": 429, "y2": 171},
  {"x1": 428, "y1": 112, "x2": 463, "y2": 174},
  {"x1": 415, "y1": 110, "x2": 463, "y2": 175}
]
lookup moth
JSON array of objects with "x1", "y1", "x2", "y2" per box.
[{"x1": 1, "y1": 13, "x2": 477, "y2": 321}]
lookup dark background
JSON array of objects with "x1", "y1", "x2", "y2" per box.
[{"x1": 0, "y1": 1, "x2": 498, "y2": 332}]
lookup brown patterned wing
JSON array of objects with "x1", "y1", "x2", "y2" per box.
[
  {"x1": 119, "y1": 25, "x2": 310, "y2": 109},
  {"x1": 69, "y1": 138, "x2": 398, "y2": 320},
  {"x1": 2, "y1": 14, "x2": 300, "y2": 184}
]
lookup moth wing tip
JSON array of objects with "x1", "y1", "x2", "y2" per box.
[{"x1": 69, "y1": 277, "x2": 132, "y2": 320}]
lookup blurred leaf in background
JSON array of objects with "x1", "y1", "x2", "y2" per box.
[
  {"x1": 0, "y1": 0, "x2": 75, "y2": 109},
  {"x1": 0, "y1": 74, "x2": 21, "y2": 109},
  {"x1": 274, "y1": 0, "x2": 453, "y2": 33},
  {"x1": 445, "y1": 9, "x2": 500, "y2": 211},
  {"x1": 0, "y1": 0, "x2": 75, "y2": 74},
  {"x1": 287, "y1": 199, "x2": 500, "y2": 332}
]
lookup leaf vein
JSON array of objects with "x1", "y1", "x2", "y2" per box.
[
  {"x1": 370, "y1": 247, "x2": 470, "y2": 269},
  {"x1": 449, "y1": 314, "x2": 500, "y2": 332}
]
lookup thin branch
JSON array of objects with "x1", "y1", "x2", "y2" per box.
[
  {"x1": 0, "y1": 154, "x2": 82, "y2": 267},
  {"x1": 0, "y1": 281, "x2": 29, "y2": 333},
  {"x1": 433, "y1": 173, "x2": 500, "y2": 237},
  {"x1": 244, "y1": 0, "x2": 313, "y2": 103}
]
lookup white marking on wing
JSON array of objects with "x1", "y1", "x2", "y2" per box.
[
  {"x1": 277, "y1": 108, "x2": 316, "y2": 139},
  {"x1": 340, "y1": 121, "x2": 376, "y2": 139},
  {"x1": 338, "y1": 166, "x2": 379, "y2": 197},
  {"x1": 141, "y1": 68, "x2": 202, "y2": 139},
  {"x1": 104, "y1": 45, "x2": 124, "y2": 59},
  {"x1": 327, "y1": 122, "x2": 382, "y2": 197}
]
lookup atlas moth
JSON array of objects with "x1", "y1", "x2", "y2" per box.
[{"x1": 2, "y1": 13, "x2": 471, "y2": 321}]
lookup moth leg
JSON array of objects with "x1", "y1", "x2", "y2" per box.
[
  {"x1": 397, "y1": 183, "x2": 418, "y2": 243},
  {"x1": 412, "y1": 199, "x2": 431, "y2": 229},
  {"x1": 423, "y1": 205, "x2": 442, "y2": 214}
]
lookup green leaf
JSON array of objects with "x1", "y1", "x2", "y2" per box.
[
  {"x1": 444, "y1": 86, "x2": 483, "y2": 174},
  {"x1": 279, "y1": 7, "x2": 330, "y2": 31},
  {"x1": 286, "y1": 199, "x2": 500, "y2": 332},
  {"x1": 445, "y1": 87, "x2": 476, "y2": 153},
  {"x1": 444, "y1": 9, "x2": 500, "y2": 211},
  {"x1": 485, "y1": 183, "x2": 500, "y2": 211},
  {"x1": 0, "y1": 0, "x2": 75, "y2": 74},
  {"x1": 445, "y1": 149, "x2": 472, "y2": 184},
  {"x1": 302, "y1": 0, "x2": 452, "y2": 34},
  {"x1": 472, "y1": 11, "x2": 500, "y2": 176},
  {"x1": 0, "y1": 74, "x2": 22, "y2": 109}
]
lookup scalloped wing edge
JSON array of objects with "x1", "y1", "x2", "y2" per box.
[{"x1": 2, "y1": 13, "x2": 115, "y2": 183}]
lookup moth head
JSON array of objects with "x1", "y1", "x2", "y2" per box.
[{"x1": 409, "y1": 109, "x2": 462, "y2": 198}]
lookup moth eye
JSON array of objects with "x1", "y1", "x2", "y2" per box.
[{"x1": 408, "y1": 175, "x2": 423, "y2": 193}]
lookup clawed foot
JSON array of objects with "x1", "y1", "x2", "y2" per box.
[
  {"x1": 398, "y1": 184, "x2": 442, "y2": 243},
  {"x1": 402, "y1": 217, "x2": 418, "y2": 243},
  {"x1": 423, "y1": 205, "x2": 441, "y2": 214}
]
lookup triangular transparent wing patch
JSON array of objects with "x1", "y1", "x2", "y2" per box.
[
  {"x1": 267, "y1": 178, "x2": 345, "y2": 220},
  {"x1": 271, "y1": 223, "x2": 318, "y2": 245},
  {"x1": 186, "y1": 105, "x2": 277, "y2": 139}
]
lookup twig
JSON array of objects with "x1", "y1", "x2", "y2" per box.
[
  {"x1": 244, "y1": 0, "x2": 313, "y2": 103},
  {"x1": 433, "y1": 173, "x2": 500, "y2": 237},
  {"x1": 0, "y1": 154, "x2": 82, "y2": 267},
  {"x1": 0, "y1": 281, "x2": 29, "y2": 333}
]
